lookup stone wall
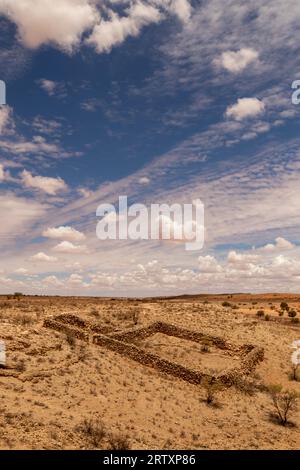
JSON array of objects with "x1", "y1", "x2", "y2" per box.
[
  {"x1": 44, "y1": 319, "x2": 89, "y2": 342},
  {"x1": 93, "y1": 333, "x2": 211, "y2": 386},
  {"x1": 44, "y1": 316, "x2": 264, "y2": 389}
]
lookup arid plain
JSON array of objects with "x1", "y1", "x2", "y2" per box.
[{"x1": 0, "y1": 293, "x2": 300, "y2": 450}]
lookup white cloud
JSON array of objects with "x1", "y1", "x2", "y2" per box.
[
  {"x1": 32, "y1": 252, "x2": 57, "y2": 262},
  {"x1": 21, "y1": 170, "x2": 68, "y2": 195},
  {"x1": 225, "y1": 98, "x2": 265, "y2": 121},
  {"x1": 86, "y1": 2, "x2": 162, "y2": 54},
  {"x1": 53, "y1": 241, "x2": 88, "y2": 254},
  {"x1": 198, "y1": 255, "x2": 222, "y2": 273},
  {"x1": 37, "y1": 79, "x2": 57, "y2": 96},
  {"x1": 43, "y1": 275, "x2": 63, "y2": 287},
  {"x1": 260, "y1": 237, "x2": 295, "y2": 253},
  {"x1": 0, "y1": 163, "x2": 4, "y2": 181},
  {"x1": 227, "y1": 250, "x2": 259, "y2": 264},
  {"x1": 0, "y1": 0, "x2": 192, "y2": 55},
  {"x1": 15, "y1": 268, "x2": 28, "y2": 274},
  {"x1": 43, "y1": 226, "x2": 86, "y2": 242},
  {"x1": 169, "y1": 0, "x2": 192, "y2": 23},
  {"x1": 218, "y1": 48, "x2": 259, "y2": 73},
  {"x1": 0, "y1": 0, "x2": 99, "y2": 52},
  {"x1": 0, "y1": 106, "x2": 14, "y2": 135},
  {"x1": 0, "y1": 193, "x2": 45, "y2": 240},
  {"x1": 78, "y1": 187, "x2": 91, "y2": 198},
  {"x1": 138, "y1": 176, "x2": 151, "y2": 185}
]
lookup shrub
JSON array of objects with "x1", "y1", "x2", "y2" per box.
[
  {"x1": 291, "y1": 318, "x2": 300, "y2": 324},
  {"x1": 66, "y1": 334, "x2": 76, "y2": 348},
  {"x1": 280, "y1": 302, "x2": 289, "y2": 311},
  {"x1": 13, "y1": 292, "x2": 23, "y2": 300},
  {"x1": 201, "y1": 343, "x2": 210, "y2": 353},
  {"x1": 15, "y1": 360, "x2": 26, "y2": 372},
  {"x1": 288, "y1": 310, "x2": 297, "y2": 318},
  {"x1": 256, "y1": 310, "x2": 265, "y2": 317},
  {"x1": 265, "y1": 314, "x2": 270, "y2": 321},
  {"x1": 222, "y1": 301, "x2": 231, "y2": 307},
  {"x1": 90, "y1": 308, "x2": 99, "y2": 318},
  {"x1": 108, "y1": 434, "x2": 131, "y2": 450},
  {"x1": 77, "y1": 418, "x2": 106, "y2": 448},
  {"x1": 202, "y1": 378, "x2": 223, "y2": 405},
  {"x1": 268, "y1": 384, "x2": 299, "y2": 426},
  {"x1": 13, "y1": 313, "x2": 35, "y2": 326},
  {"x1": 279, "y1": 311, "x2": 284, "y2": 317}
]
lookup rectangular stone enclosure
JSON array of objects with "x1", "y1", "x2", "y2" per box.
[{"x1": 44, "y1": 316, "x2": 264, "y2": 388}]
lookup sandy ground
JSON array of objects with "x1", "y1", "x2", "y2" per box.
[{"x1": 0, "y1": 293, "x2": 300, "y2": 450}]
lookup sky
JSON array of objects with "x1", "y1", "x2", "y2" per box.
[{"x1": 0, "y1": 0, "x2": 300, "y2": 296}]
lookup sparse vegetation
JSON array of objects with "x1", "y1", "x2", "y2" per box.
[
  {"x1": 288, "y1": 310, "x2": 297, "y2": 318},
  {"x1": 0, "y1": 294, "x2": 299, "y2": 450},
  {"x1": 202, "y1": 378, "x2": 223, "y2": 406},
  {"x1": 280, "y1": 302, "x2": 289, "y2": 312},
  {"x1": 77, "y1": 418, "x2": 106, "y2": 448},
  {"x1": 268, "y1": 384, "x2": 299, "y2": 426},
  {"x1": 256, "y1": 310, "x2": 265, "y2": 317},
  {"x1": 108, "y1": 434, "x2": 131, "y2": 450}
]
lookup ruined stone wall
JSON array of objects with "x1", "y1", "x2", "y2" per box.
[
  {"x1": 44, "y1": 317, "x2": 264, "y2": 389},
  {"x1": 44, "y1": 319, "x2": 89, "y2": 342},
  {"x1": 93, "y1": 333, "x2": 210, "y2": 386},
  {"x1": 54, "y1": 314, "x2": 112, "y2": 335}
]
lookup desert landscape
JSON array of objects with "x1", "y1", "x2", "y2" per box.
[{"x1": 0, "y1": 293, "x2": 300, "y2": 450}]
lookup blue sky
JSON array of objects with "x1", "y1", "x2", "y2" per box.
[{"x1": 0, "y1": 0, "x2": 300, "y2": 296}]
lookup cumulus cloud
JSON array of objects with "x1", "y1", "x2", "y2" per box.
[
  {"x1": 217, "y1": 48, "x2": 259, "y2": 73},
  {"x1": 21, "y1": 170, "x2": 68, "y2": 195},
  {"x1": 198, "y1": 255, "x2": 222, "y2": 273},
  {"x1": 53, "y1": 241, "x2": 88, "y2": 254},
  {"x1": 260, "y1": 237, "x2": 295, "y2": 253},
  {"x1": 43, "y1": 226, "x2": 86, "y2": 242},
  {"x1": 0, "y1": 0, "x2": 192, "y2": 54},
  {"x1": 225, "y1": 98, "x2": 265, "y2": 121},
  {"x1": 32, "y1": 252, "x2": 57, "y2": 262},
  {"x1": 0, "y1": 0, "x2": 99, "y2": 52},
  {"x1": 43, "y1": 275, "x2": 63, "y2": 287},
  {"x1": 86, "y1": 2, "x2": 162, "y2": 53}
]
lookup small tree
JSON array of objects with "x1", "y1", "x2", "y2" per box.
[{"x1": 268, "y1": 384, "x2": 299, "y2": 425}]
